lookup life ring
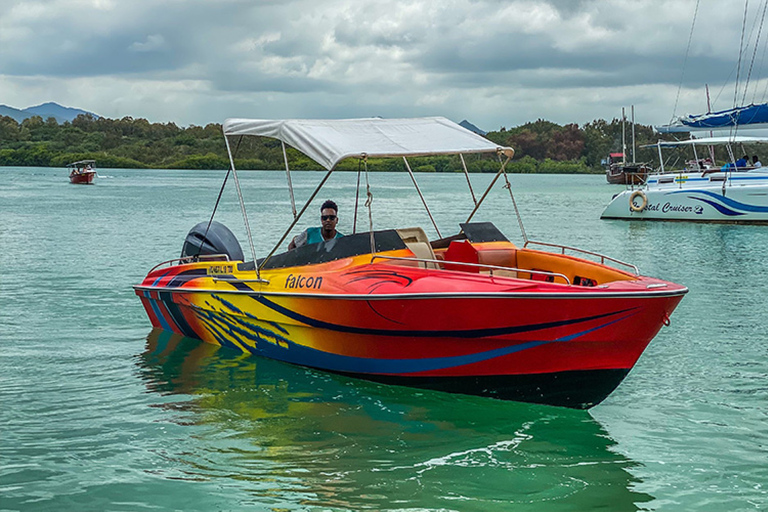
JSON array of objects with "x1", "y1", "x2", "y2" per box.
[{"x1": 629, "y1": 190, "x2": 647, "y2": 212}]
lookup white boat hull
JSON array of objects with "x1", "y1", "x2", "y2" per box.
[{"x1": 601, "y1": 171, "x2": 768, "y2": 223}]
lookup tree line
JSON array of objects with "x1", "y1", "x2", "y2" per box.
[{"x1": 0, "y1": 113, "x2": 688, "y2": 173}]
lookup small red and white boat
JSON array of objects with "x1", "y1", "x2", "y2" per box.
[
  {"x1": 67, "y1": 160, "x2": 97, "y2": 184},
  {"x1": 134, "y1": 117, "x2": 687, "y2": 408}
]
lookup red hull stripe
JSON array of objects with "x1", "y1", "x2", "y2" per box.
[
  {"x1": 143, "y1": 292, "x2": 175, "y2": 332},
  {"x1": 139, "y1": 296, "x2": 162, "y2": 327}
]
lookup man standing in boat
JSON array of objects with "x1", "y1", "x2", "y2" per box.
[{"x1": 288, "y1": 200, "x2": 344, "y2": 250}]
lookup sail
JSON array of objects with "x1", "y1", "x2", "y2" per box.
[{"x1": 656, "y1": 103, "x2": 768, "y2": 133}]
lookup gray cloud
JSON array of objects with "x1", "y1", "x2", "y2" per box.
[{"x1": 0, "y1": 0, "x2": 765, "y2": 130}]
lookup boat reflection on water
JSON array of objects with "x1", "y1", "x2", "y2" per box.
[{"x1": 137, "y1": 328, "x2": 655, "y2": 510}]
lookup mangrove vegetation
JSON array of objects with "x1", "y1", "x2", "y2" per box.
[{"x1": 0, "y1": 113, "x2": 680, "y2": 173}]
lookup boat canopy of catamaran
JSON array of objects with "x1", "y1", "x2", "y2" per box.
[{"x1": 656, "y1": 103, "x2": 768, "y2": 133}]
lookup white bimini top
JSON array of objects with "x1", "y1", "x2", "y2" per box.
[{"x1": 222, "y1": 116, "x2": 513, "y2": 170}]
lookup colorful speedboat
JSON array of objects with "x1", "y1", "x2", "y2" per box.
[
  {"x1": 67, "y1": 159, "x2": 97, "y2": 184},
  {"x1": 134, "y1": 117, "x2": 687, "y2": 409}
]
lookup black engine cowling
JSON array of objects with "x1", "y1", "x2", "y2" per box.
[{"x1": 180, "y1": 221, "x2": 244, "y2": 262}]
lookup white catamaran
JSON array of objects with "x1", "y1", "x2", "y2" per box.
[{"x1": 601, "y1": 105, "x2": 768, "y2": 224}]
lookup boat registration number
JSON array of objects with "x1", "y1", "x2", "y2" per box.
[{"x1": 207, "y1": 264, "x2": 235, "y2": 275}]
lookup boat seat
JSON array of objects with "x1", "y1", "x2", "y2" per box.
[
  {"x1": 396, "y1": 227, "x2": 430, "y2": 244},
  {"x1": 443, "y1": 240, "x2": 479, "y2": 272},
  {"x1": 477, "y1": 248, "x2": 518, "y2": 278},
  {"x1": 396, "y1": 227, "x2": 439, "y2": 269},
  {"x1": 404, "y1": 242, "x2": 439, "y2": 268}
]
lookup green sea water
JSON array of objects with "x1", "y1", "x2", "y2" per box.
[{"x1": 1, "y1": 167, "x2": 767, "y2": 511}]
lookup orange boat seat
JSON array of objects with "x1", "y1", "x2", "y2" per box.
[{"x1": 477, "y1": 247, "x2": 518, "y2": 278}]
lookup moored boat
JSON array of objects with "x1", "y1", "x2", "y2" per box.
[
  {"x1": 134, "y1": 117, "x2": 687, "y2": 409},
  {"x1": 605, "y1": 153, "x2": 650, "y2": 185},
  {"x1": 605, "y1": 107, "x2": 650, "y2": 185},
  {"x1": 67, "y1": 160, "x2": 97, "y2": 184},
  {"x1": 601, "y1": 136, "x2": 768, "y2": 223}
]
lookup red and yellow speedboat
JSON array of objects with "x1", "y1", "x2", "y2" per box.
[{"x1": 134, "y1": 117, "x2": 687, "y2": 408}]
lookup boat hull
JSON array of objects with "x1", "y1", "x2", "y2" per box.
[
  {"x1": 601, "y1": 172, "x2": 768, "y2": 223},
  {"x1": 135, "y1": 267, "x2": 685, "y2": 408},
  {"x1": 69, "y1": 171, "x2": 96, "y2": 184},
  {"x1": 344, "y1": 368, "x2": 630, "y2": 408}
]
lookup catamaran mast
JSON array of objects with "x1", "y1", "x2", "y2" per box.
[
  {"x1": 706, "y1": 84, "x2": 716, "y2": 163},
  {"x1": 631, "y1": 105, "x2": 636, "y2": 163},
  {"x1": 621, "y1": 107, "x2": 627, "y2": 164}
]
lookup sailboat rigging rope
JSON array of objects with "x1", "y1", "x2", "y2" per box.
[
  {"x1": 744, "y1": 0, "x2": 768, "y2": 104},
  {"x1": 733, "y1": 0, "x2": 749, "y2": 125},
  {"x1": 758, "y1": 2, "x2": 768, "y2": 102},
  {"x1": 672, "y1": 0, "x2": 700, "y2": 122}
]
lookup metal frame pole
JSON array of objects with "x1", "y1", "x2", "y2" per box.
[
  {"x1": 465, "y1": 155, "x2": 511, "y2": 224},
  {"x1": 258, "y1": 169, "x2": 335, "y2": 270},
  {"x1": 459, "y1": 154, "x2": 478, "y2": 205},
  {"x1": 403, "y1": 157, "x2": 441, "y2": 238},
  {"x1": 224, "y1": 134, "x2": 260, "y2": 279},
  {"x1": 282, "y1": 141, "x2": 297, "y2": 218}
]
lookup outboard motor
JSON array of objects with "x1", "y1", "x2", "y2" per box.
[{"x1": 180, "y1": 221, "x2": 244, "y2": 262}]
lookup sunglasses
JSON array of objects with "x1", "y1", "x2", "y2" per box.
[{"x1": 321, "y1": 215, "x2": 337, "y2": 221}]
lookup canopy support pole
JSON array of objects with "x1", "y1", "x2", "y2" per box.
[
  {"x1": 224, "y1": 135, "x2": 260, "y2": 279},
  {"x1": 465, "y1": 154, "x2": 511, "y2": 224},
  {"x1": 691, "y1": 139, "x2": 700, "y2": 181},
  {"x1": 362, "y1": 156, "x2": 376, "y2": 256},
  {"x1": 353, "y1": 160, "x2": 362, "y2": 234},
  {"x1": 282, "y1": 141, "x2": 297, "y2": 218},
  {"x1": 403, "y1": 157, "x2": 441, "y2": 238},
  {"x1": 259, "y1": 169, "x2": 334, "y2": 271},
  {"x1": 460, "y1": 154, "x2": 477, "y2": 206},
  {"x1": 657, "y1": 141, "x2": 665, "y2": 173},
  {"x1": 502, "y1": 167, "x2": 528, "y2": 244}
]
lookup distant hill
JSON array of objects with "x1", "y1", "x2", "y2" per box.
[
  {"x1": 459, "y1": 119, "x2": 486, "y2": 136},
  {"x1": 0, "y1": 104, "x2": 28, "y2": 123},
  {"x1": 0, "y1": 102, "x2": 99, "y2": 123}
]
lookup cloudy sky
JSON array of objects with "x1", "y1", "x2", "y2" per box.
[{"x1": 1, "y1": 0, "x2": 767, "y2": 130}]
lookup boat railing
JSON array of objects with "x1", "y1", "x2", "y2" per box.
[
  {"x1": 148, "y1": 253, "x2": 230, "y2": 273},
  {"x1": 523, "y1": 240, "x2": 640, "y2": 275},
  {"x1": 371, "y1": 254, "x2": 572, "y2": 284}
]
